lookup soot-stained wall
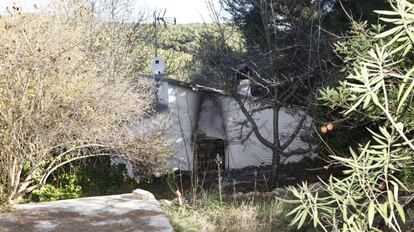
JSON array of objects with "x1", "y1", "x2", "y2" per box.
[{"x1": 159, "y1": 80, "x2": 314, "y2": 171}]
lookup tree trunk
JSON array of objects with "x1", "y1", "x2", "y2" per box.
[
  {"x1": 271, "y1": 147, "x2": 280, "y2": 186},
  {"x1": 271, "y1": 104, "x2": 281, "y2": 186},
  {"x1": 6, "y1": 156, "x2": 22, "y2": 204}
]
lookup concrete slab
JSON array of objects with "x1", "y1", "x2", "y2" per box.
[{"x1": 0, "y1": 194, "x2": 173, "y2": 232}]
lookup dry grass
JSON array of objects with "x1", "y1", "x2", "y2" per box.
[{"x1": 162, "y1": 193, "x2": 298, "y2": 232}]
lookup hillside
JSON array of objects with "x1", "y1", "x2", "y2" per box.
[{"x1": 143, "y1": 23, "x2": 245, "y2": 81}]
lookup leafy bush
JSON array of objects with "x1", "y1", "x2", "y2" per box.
[
  {"x1": 289, "y1": 0, "x2": 414, "y2": 231},
  {"x1": 32, "y1": 176, "x2": 83, "y2": 202},
  {"x1": 0, "y1": 1, "x2": 171, "y2": 204},
  {"x1": 30, "y1": 158, "x2": 140, "y2": 202}
]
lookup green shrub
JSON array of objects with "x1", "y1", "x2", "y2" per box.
[
  {"x1": 30, "y1": 158, "x2": 140, "y2": 202},
  {"x1": 32, "y1": 174, "x2": 83, "y2": 202},
  {"x1": 289, "y1": 0, "x2": 414, "y2": 231}
]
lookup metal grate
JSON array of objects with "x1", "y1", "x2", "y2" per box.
[{"x1": 194, "y1": 138, "x2": 225, "y2": 175}]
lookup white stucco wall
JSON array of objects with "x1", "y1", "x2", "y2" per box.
[
  {"x1": 219, "y1": 98, "x2": 313, "y2": 169},
  {"x1": 162, "y1": 84, "x2": 200, "y2": 171},
  {"x1": 159, "y1": 80, "x2": 313, "y2": 171}
]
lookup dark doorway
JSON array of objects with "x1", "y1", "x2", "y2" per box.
[{"x1": 194, "y1": 138, "x2": 225, "y2": 175}]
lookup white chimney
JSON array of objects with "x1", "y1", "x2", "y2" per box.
[{"x1": 237, "y1": 79, "x2": 251, "y2": 96}]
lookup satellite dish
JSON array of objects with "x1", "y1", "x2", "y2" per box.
[{"x1": 149, "y1": 57, "x2": 165, "y2": 75}]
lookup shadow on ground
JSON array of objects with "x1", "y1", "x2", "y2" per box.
[{"x1": 0, "y1": 194, "x2": 173, "y2": 232}]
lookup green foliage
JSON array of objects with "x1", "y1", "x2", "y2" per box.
[
  {"x1": 288, "y1": 128, "x2": 410, "y2": 231},
  {"x1": 76, "y1": 163, "x2": 138, "y2": 196},
  {"x1": 190, "y1": 24, "x2": 246, "y2": 88},
  {"x1": 0, "y1": 204, "x2": 10, "y2": 214},
  {"x1": 402, "y1": 167, "x2": 414, "y2": 190},
  {"x1": 32, "y1": 174, "x2": 83, "y2": 202},
  {"x1": 325, "y1": 0, "x2": 390, "y2": 34},
  {"x1": 0, "y1": 4, "x2": 171, "y2": 204},
  {"x1": 138, "y1": 23, "x2": 244, "y2": 81},
  {"x1": 221, "y1": 0, "x2": 390, "y2": 48},
  {"x1": 30, "y1": 158, "x2": 139, "y2": 202},
  {"x1": 222, "y1": 0, "x2": 327, "y2": 48},
  {"x1": 289, "y1": 0, "x2": 414, "y2": 231},
  {"x1": 334, "y1": 22, "x2": 382, "y2": 73},
  {"x1": 319, "y1": 0, "x2": 414, "y2": 137}
]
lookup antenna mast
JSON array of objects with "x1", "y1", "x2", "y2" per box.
[{"x1": 153, "y1": 9, "x2": 176, "y2": 57}]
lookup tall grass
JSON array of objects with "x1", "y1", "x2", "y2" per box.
[{"x1": 161, "y1": 192, "x2": 298, "y2": 232}]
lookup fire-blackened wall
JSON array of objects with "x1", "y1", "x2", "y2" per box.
[{"x1": 158, "y1": 79, "x2": 314, "y2": 171}]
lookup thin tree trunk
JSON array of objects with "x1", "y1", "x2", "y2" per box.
[
  {"x1": 7, "y1": 156, "x2": 23, "y2": 204},
  {"x1": 271, "y1": 102, "x2": 281, "y2": 186},
  {"x1": 268, "y1": 0, "x2": 280, "y2": 187}
]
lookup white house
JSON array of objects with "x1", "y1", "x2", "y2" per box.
[{"x1": 149, "y1": 76, "x2": 315, "y2": 173}]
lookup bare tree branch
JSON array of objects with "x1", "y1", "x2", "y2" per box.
[
  {"x1": 281, "y1": 114, "x2": 307, "y2": 150},
  {"x1": 234, "y1": 96, "x2": 274, "y2": 149}
]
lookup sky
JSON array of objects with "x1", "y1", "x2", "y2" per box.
[{"x1": 0, "y1": 0, "x2": 227, "y2": 23}]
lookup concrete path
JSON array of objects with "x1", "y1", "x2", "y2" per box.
[{"x1": 0, "y1": 194, "x2": 173, "y2": 232}]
